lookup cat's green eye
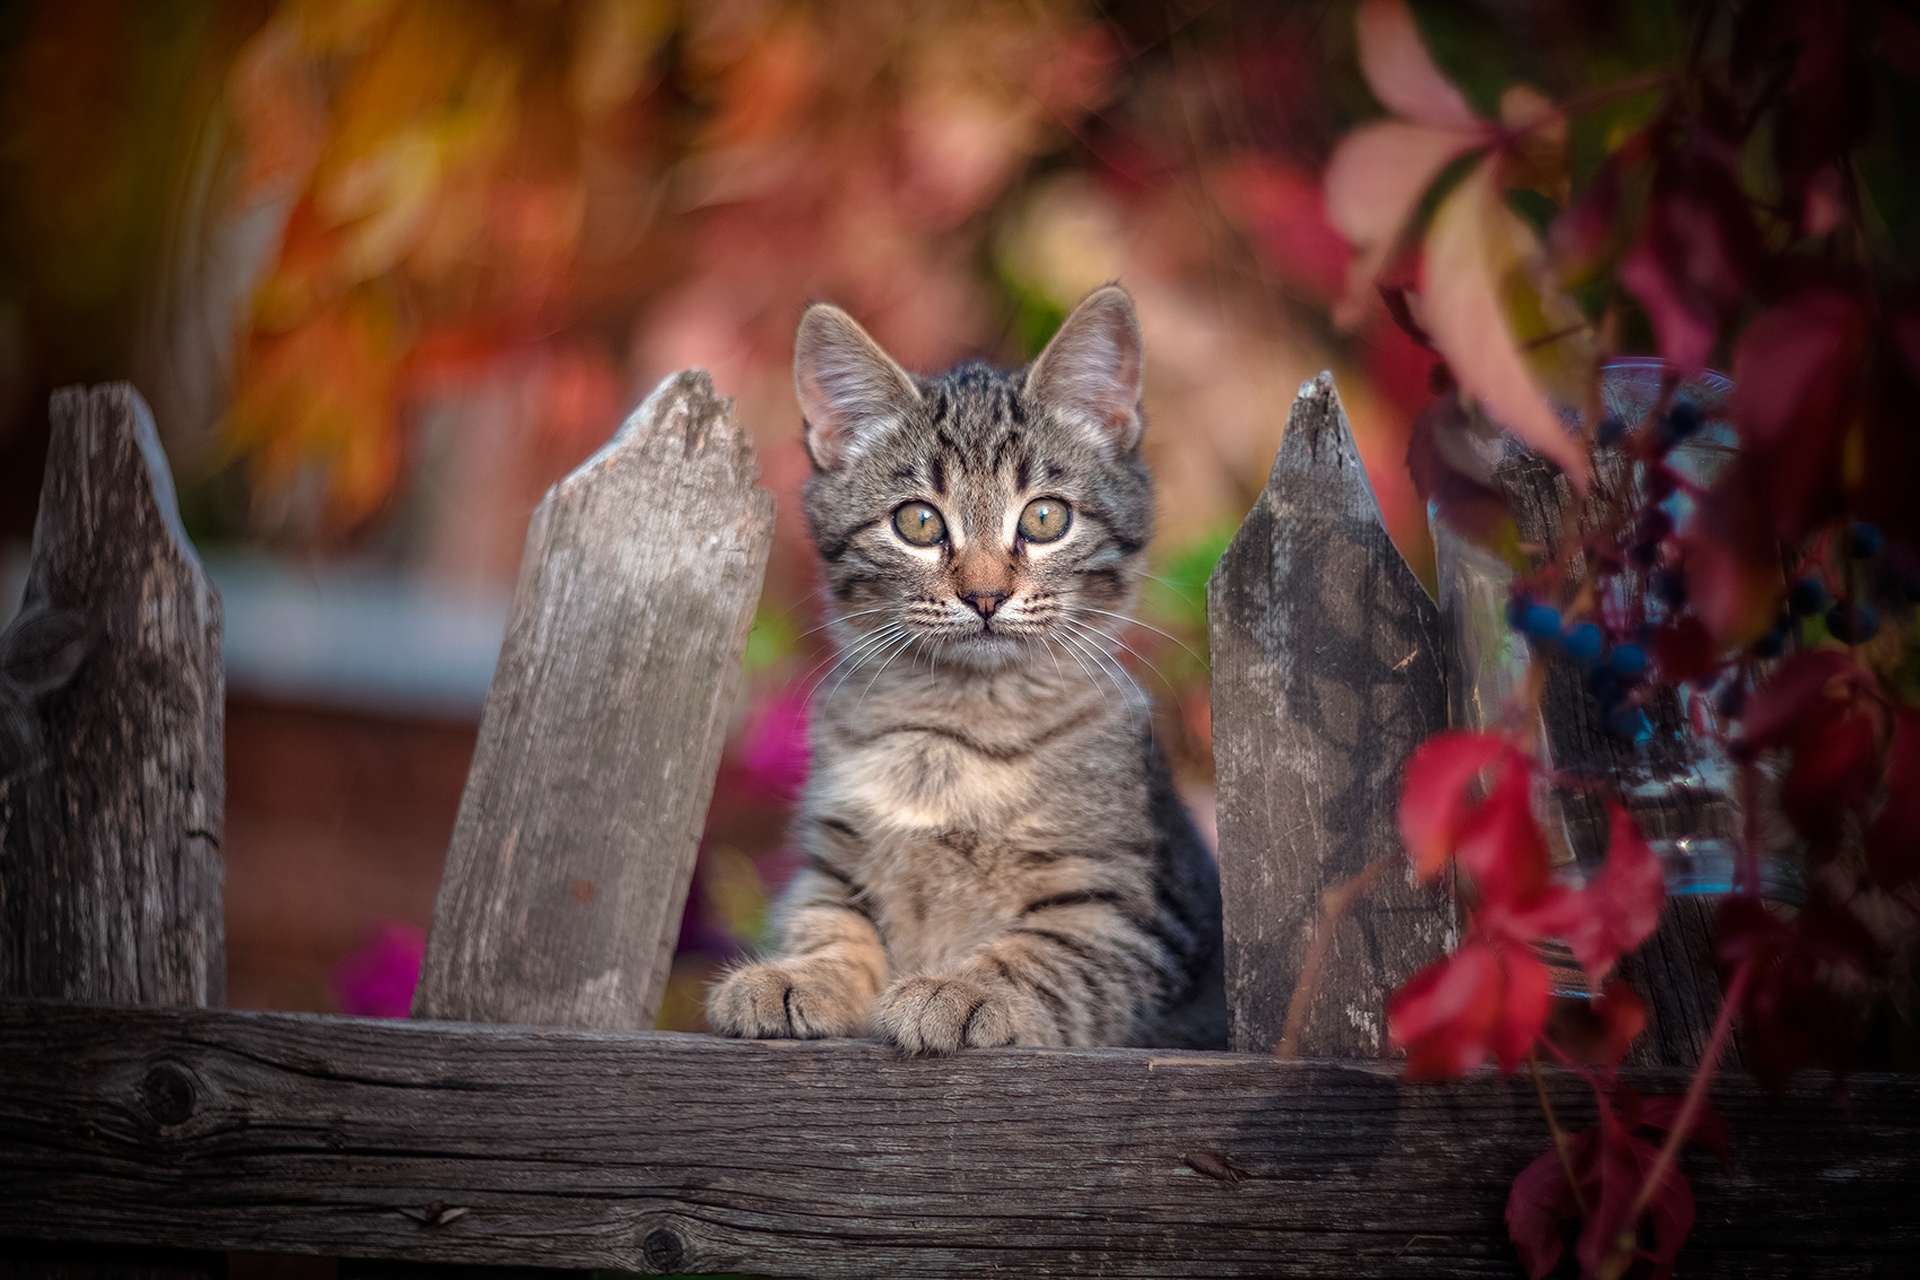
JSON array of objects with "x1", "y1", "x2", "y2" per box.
[
  {"x1": 893, "y1": 501, "x2": 947, "y2": 546},
  {"x1": 1018, "y1": 497, "x2": 1072, "y2": 543}
]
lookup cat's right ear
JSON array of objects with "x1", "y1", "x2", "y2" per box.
[{"x1": 794, "y1": 303, "x2": 921, "y2": 471}]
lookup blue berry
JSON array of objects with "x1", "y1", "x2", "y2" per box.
[
  {"x1": 1628, "y1": 541, "x2": 1662, "y2": 568},
  {"x1": 1610, "y1": 643, "x2": 1649, "y2": 678},
  {"x1": 1596, "y1": 415, "x2": 1627, "y2": 446},
  {"x1": 1656, "y1": 399, "x2": 1703, "y2": 448},
  {"x1": 1561, "y1": 622, "x2": 1605, "y2": 663},
  {"x1": 1651, "y1": 568, "x2": 1688, "y2": 608},
  {"x1": 1753, "y1": 626, "x2": 1787, "y2": 659},
  {"x1": 1827, "y1": 602, "x2": 1881, "y2": 643},
  {"x1": 1506, "y1": 595, "x2": 1532, "y2": 630},
  {"x1": 1522, "y1": 603, "x2": 1564, "y2": 640},
  {"x1": 1847, "y1": 521, "x2": 1883, "y2": 558},
  {"x1": 1788, "y1": 577, "x2": 1829, "y2": 617},
  {"x1": 1587, "y1": 665, "x2": 1628, "y2": 708},
  {"x1": 1639, "y1": 508, "x2": 1674, "y2": 543}
]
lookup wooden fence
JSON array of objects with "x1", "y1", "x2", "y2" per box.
[{"x1": 0, "y1": 376, "x2": 1914, "y2": 1278}]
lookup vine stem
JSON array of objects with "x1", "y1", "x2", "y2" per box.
[
  {"x1": 1273, "y1": 855, "x2": 1398, "y2": 1061},
  {"x1": 1601, "y1": 956, "x2": 1756, "y2": 1280},
  {"x1": 1528, "y1": 1046, "x2": 1590, "y2": 1217}
]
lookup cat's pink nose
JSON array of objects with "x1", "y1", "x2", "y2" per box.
[{"x1": 962, "y1": 590, "x2": 1007, "y2": 619}]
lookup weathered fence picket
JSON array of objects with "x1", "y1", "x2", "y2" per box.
[
  {"x1": 1209, "y1": 374, "x2": 1452, "y2": 1056},
  {"x1": 0, "y1": 372, "x2": 1914, "y2": 1278},
  {"x1": 413, "y1": 370, "x2": 775, "y2": 1031},
  {"x1": 0, "y1": 384, "x2": 225, "y2": 1009}
]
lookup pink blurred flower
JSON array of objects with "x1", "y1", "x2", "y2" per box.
[
  {"x1": 742, "y1": 690, "x2": 810, "y2": 799},
  {"x1": 331, "y1": 920, "x2": 426, "y2": 1018}
]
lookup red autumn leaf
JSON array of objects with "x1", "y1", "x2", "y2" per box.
[
  {"x1": 1454, "y1": 753, "x2": 1557, "y2": 908},
  {"x1": 1859, "y1": 306, "x2": 1920, "y2": 550},
  {"x1": 1718, "y1": 895, "x2": 1876, "y2": 1089},
  {"x1": 1680, "y1": 464, "x2": 1783, "y2": 647},
  {"x1": 1730, "y1": 288, "x2": 1870, "y2": 542},
  {"x1": 1515, "y1": 805, "x2": 1665, "y2": 986},
  {"x1": 1546, "y1": 977, "x2": 1649, "y2": 1070},
  {"x1": 1577, "y1": 1103, "x2": 1697, "y2": 1280},
  {"x1": 1506, "y1": 1143, "x2": 1577, "y2": 1278},
  {"x1": 1619, "y1": 138, "x2": 1762, "y2": 372},
  {"x1": 1398, "y1": 731, "x2": 1513, "y2": 879},
  {"x1": 1866, "y1": 707, "x2": 1920, "y2": 890},
  {"x1": 1782, "y1": 695, "x2": 1881, "y2": 847},
  {"x1": 1649, "y1": 615, "x2": 1720, "y2": 685},
  {"x1": 1388, "y1": 938, "x2": 1550, "y2": 1077},
  {"x1": 1740, "y1": 649, "x2": 1864, "y2": 749}
]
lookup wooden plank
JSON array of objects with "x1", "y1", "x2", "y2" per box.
[
  {"x1": 413, "y1": 370, "x2": 775, "y2": 1030},
  {"x1": 0, "y1": 384, "x2": 224, "y2": 1007},
  {"x1": 1208, "y1": 373, "x2": 1451, "y2": 1056},
  {"x1": 0, "y1": 1002, "x2": 1915, "y2": 1277}
]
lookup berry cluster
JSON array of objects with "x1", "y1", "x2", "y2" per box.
[{"x1": 1504, "y1": 594, "x2": 1654, "y2": 742}]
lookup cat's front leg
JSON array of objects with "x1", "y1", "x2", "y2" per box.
[
  {"x1": 706, "y1": 868, "x2": 887, "y2": 1039},
  {"x1": 873, "y1": 897, "x2": 1166, "y2": 1053}
]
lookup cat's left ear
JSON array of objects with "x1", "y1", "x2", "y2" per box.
[{"x1": 1025, "y1": 283, "x2": 1145, "y2": 457}]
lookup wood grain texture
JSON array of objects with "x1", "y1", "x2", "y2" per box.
[
  {"x1": 1, "y1": 1002, "x2": 1915, "y2": 1277},
  {"x1": 1492, "y1": 452, "x2": 1729, "y2": 1068},
  {"x1": 0, "y1": 384, "x2": 224, "y2": 1007},
  {"x1": 1209, "y1": 373, "x2": 1452, "y2": 1056},
  {"x1": 414, "y1": 370, "x2": 774, "y2": 1030}
]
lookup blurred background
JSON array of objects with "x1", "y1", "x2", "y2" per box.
[{"x1": 0, "y1": 0, "x2": 1684, "y2": 1026}]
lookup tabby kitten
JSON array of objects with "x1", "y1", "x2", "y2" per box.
[{"x1": 706, "y1": 284, "x2": 1225, "y2": 1053}]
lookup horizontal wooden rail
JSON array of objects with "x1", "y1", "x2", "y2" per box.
[{"x1": 1, "y1": 1002, "x2": 1915, "y2": 1277}]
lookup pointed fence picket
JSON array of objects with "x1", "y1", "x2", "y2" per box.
[{"x1": 0, "y1": 375, "x2": 1913, "y2": 1278}]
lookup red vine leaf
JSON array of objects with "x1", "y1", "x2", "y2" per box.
[
  {"x1": 1739, "y1": 649, "x2": 1863, "y2": 750},
  {"x1": 1730, "y1": 288, "x2": 1870, "y2": 542},
  {"x1": 1398, "y1": 730, "x2": 1512, "y2": 879},
  {"x1": 1406, "y1": 392, "x2": 1520, "y2": 557},
  {"x1": 1388, "y1": 938, "x2": 1550, "y2": 1078},
  {"x1": 1866, "y1": 707, "x2": 1920, "y2": 890},
  {"x1": 1619, "y1": 129, "x2": 1762, "y2": 372},
  {"x1": 1454, "y1": 753, "x2": 1556, "y2": 909},
  {"x1": 1506, "y1": 1143, "x2": 1578, "y2": 1278},
  {"x1": 1558, "y1": 806, "x2": 1665, "y2": 985}
]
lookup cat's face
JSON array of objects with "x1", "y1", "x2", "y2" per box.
[{"x1": 796, "y1": 285, "x2": 1153, "y2": 673}]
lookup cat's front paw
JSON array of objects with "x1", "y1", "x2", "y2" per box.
[
  {"x1": 706, "y1": 960, "x2": 872, "y2": 1039},
  {"x1": 872, "y1": 974, "x2": 1034, "y2": 1055}
]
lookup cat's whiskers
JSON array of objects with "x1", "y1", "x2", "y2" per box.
[
  {"x1": 809, "y1": 623, "x2": 908, "y2": 705},
  {"x1": 1075, "y1": 606, "x2": 1207, "y2": 667},
  {"x1": 1059, "y1": 619, "x2": 1151, "y2": 705},
  {"x1": 857, "y1": 631, "x2": 920, "y2": 706},
  {"x1": 1053, "y1": 624, "x2": 1130, "y2": 707},
  {"x1": 791, "y1": 606, "x2": 894, "y2": 644},
  {"x1": 1063, "y1": 616, "x2": 1177, "y2": 695},
  {"x1": 794, "y1": 621, "x2": 902, "y2": 693},
  {"x1": 1044, "y1": 631, "x2": 1110, "y2": 714}
]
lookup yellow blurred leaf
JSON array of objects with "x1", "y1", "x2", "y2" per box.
[
  {"x1": 1499, "y1": 84, "x2": 1568, "y2": 200},
  {"x1": 1419, "y1": 158, "x2": 1590, "y2": 488}
]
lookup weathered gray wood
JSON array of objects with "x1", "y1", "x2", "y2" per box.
[
  {"x1": 1209, "y1": 373, "x2": 1452, "y2": 1056},
  {"x1": 1, "y1": 1002, "x2": 1915, "y2": 1277},
  {"x1": 1491, "y1": 451, "x2": 1730, "y2": 1068},
  {"x1": 0, "y1": 384, "x2": 224, "y2": 1007},
  {"x1": 414, "y1": 370, "x2": 774, "y2": 1030}
]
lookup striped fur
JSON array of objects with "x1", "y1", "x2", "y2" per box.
[{"x1": 706, "y1": 285, "x2": 1225, "y2": 1052}]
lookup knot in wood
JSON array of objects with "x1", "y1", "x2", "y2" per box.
[
  {"x1": 641, "y1": 1226, "x2": 687, "y2": 1273},
  {"x1": 140, "y1": 1062, "x2": 195, "y2": 1126}
]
